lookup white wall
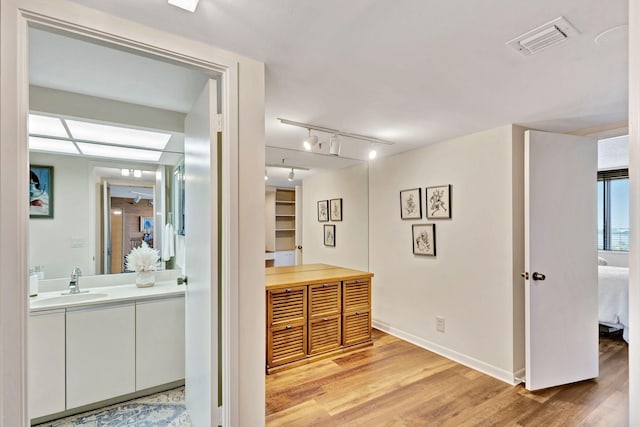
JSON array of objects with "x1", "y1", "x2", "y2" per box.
[
  {"x1": 302, "y1": 163, "x2": 369, "y2": 271},
  {"x1": 29, "y1": 152, "x2": 94, "y2": 280},
  {"x1": 628, "y1": 1, "x2": 639, "y2": 423},
  {"x1": 369, "y1": 125, "x2": 524, "y2": 382}
]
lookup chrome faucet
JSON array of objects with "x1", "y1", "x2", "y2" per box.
[{"x1": 68, "y1": 267, "x2": 82, "y2": 294}]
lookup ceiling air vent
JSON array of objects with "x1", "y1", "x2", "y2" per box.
[{"x1": 507, "y1": 16, "x2": 579, "y2": 56}]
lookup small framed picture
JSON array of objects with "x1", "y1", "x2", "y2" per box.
[
  {"x1": 426, "y1": 185, "x2": 451, "y2": 219},
  {"x1": 324, "y1": 224, "x2": 335, "y2": 247},
  {"x1": 330, "y1": 198, "x2": 343, "y2": 221},
  {"x1": 140, "y1": 217, "x2": 154, "y2": 232},
  {"x1": 318, "y1": 200, "x2": 329, "y2": 222},
  {"x1": 29, "y1": 165, "x2": 54, "y2": 219},
  {"x1": 400, "y1": 188, "x2": 422, "y2": 219},
  {"x1": 412, "y1": 224, "x2": 436, "y2": 256}
]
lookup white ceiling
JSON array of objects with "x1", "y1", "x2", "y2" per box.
[{"x1": 56, "y1": 0, "x2": 628, "y2": 173}]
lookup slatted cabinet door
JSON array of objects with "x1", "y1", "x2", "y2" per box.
[
  {"x1": 267, "y1": 286, "x2": 307, "y2": 368},
  {"x1": 308, "y1": 282, "x2": 341, "y2": 355},
  {"x1": 342, "y1": 277, "x2": 372, "y2": 346}
]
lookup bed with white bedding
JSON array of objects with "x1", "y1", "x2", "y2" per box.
[{"x1": 598, "y1": 265, "x2": 629, "y2": 342}]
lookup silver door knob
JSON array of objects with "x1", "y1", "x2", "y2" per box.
[{"x1": 532, "y1": 272, "x2": 546, "y2": 281}]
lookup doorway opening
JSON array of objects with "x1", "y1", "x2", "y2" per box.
[{"x1": 26, "y1": 23, "x2": 227, "y2": 426}]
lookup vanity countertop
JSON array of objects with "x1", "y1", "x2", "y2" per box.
[{"x1": 29, "y1": 281, "x2": 185, "y2": 313}]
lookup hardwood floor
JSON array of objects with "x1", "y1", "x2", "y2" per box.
[{"x1": 266, "y1": 329, "x2": 628, "y2": 426}]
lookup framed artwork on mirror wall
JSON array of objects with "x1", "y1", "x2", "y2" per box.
[{"x1": 29, "y1": 165, "x2": 54, "y2": 219}]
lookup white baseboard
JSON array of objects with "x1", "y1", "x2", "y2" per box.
[{"x1": 373, "y1": 320, "x2": 521, "y2": 386}]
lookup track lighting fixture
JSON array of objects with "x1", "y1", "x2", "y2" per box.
[
  {"x1": 121, "y1": 168, "x2": 130, "y2": 177},
  {"x1": 133, "y1": 169, "x2": 143, "y2": 178},
  {"x1": 288, "y1": 168, "x2": 295, "y2": 181},
  {"x1": 303, "y1": 128, "x2": 319, "y2": 151},
  {"x1": 278, "y1": 118, "x2": 394, "y2": 160},
  {"x1": 168, "y1": 0, "x2": 200, "y2": 12},
  {"x1": 329, "y1": 134, "x2": 341, "y2": 156}
]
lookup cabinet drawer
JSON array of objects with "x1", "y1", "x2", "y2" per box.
[
  {"x1": 308, "y1": 314, "x2": 341, "y2": 355},
  {"x1": 343, "y1": 309, "x2": 371, "y2": 347},
  {"x1": 343, "y1": 278, "x2": 371, "y2": 312},
  {"x1": 308, "y1": 282, "x2": 341, "y2": 318},
  {"x1": 268, "y1": 321, "x2": 307, "y2": 367},
  {"x1": 268, "y1": 286, "x2": 307, "y2": 325}
]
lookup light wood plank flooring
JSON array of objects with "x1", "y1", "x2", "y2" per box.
[{"x1": 266, "y1": 329, "x2": 628, "y2": 426}]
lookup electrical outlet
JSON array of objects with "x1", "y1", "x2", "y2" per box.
[{"x1": 436, "y1": 316, "x2": 445, "y2": 333}]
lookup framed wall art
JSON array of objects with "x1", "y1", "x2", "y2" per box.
[
  {"x1": 400, "y1": 188, "x2": 422, "y2": 219},
  {"x1": 29, "y1": 165, "x2": 54, "y2": 219},
  {"x1": 426, "y1": 185, "x2": 451, "y2": 219},
  {"x1": 140, "y1": 217, "x2": 154, "y2": 232},
  {"x1": 317, "y1": 200, "x2": 329, "y2": 222},
  {"x1": 330, "y1": 198, "x2": 343, "y2": 221},
  {"x1": 412, "y1": 223, "x2": 436, "y2": 256},
  {"x1": 324, "y1": 224, "x2": 335, "y2": 247}
]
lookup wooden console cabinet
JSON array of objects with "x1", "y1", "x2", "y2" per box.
[{"x1": 266, "y1": 264, "x2": 373, "y2": 373}]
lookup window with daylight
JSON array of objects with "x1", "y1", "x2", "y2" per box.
[{"x1": 598, "y1": 168, "x2": 629, "y2": 251}]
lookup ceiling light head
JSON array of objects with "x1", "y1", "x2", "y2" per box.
[
  {"x1": 329, "y1": 134, "x2": 341, "y2": 156},
  {"x1": 303, "y1": 129, "x2": 319, "y2": 151},
  {"x1": 369, "y1": 143, "x2": 377, "y2": 160},
  {"x1": 168, "y1": 0, "x2": 199, "y2": 12},
  {"x1": 288, "y1": 168, "x2": 295, "y2": 181}
]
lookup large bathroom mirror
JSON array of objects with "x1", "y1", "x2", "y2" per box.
[{"x1": 28, "y1": 26, "x2": 210, "y2": 280}]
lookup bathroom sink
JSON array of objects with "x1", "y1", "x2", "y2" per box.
[{"x1": 31, "y1": 292, "x2": 109, "y2": 306}]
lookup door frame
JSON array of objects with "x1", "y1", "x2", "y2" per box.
[{"x1": 0, "y1": 1, "x2": 240, "y2": 425}]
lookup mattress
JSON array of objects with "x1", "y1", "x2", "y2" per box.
[{"x1": 598, "y1": 265, "x2": 629, "y2": 342}]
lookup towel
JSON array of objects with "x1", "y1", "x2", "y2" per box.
[{"x1": 162, "y1": 223, "x2": 175, "y2": 261}]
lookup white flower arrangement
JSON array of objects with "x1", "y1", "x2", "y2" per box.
[{"x1": 125, "y1": 242, "x2": 160, "y2": 272}]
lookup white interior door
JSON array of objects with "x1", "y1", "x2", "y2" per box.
[
  {"x1": 184, "y1": 79, "x2": 220, "y2": 426},
  {"x1": 524, "y1": 130, "x2": 598, "y2": 390}
]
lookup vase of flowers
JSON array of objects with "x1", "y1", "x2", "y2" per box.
[{"x1": 126, "y1": 242, "x2": 160, "y2": 288}]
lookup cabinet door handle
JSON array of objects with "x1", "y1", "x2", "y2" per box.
[
  {"x1": 323, "y1": 317, "x2": 328, "y2": 321},
  {"x1": 323, "y1": 283, "x2": 328, "y2": 287},
  {"x1": 285, "y1": 325, "x2": 292, "y2": 329},
  {"x1": 355, "y1": 311, "x2": 360, "y2": 315},
  {"x1": 285, "y1": 288, "x2": 292, "y2": 292}
]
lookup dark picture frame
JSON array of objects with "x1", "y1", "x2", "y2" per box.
[
  {"x1": 29, "y1": 164, "x2": 54, "y2": 219},
  {"x1": 324, "y1": 224, "x2": 336, "y2": 247},
  {"x1": 330, "y1": 198, "x2": 343, "y2": 221},
  {"x1": 426, "y1": 185, "x2": 451, "y2": 219},
  {"x1": 400, "y1": 188, "x2": 422, "y2": 219},
  {"x1": 412, "y1": 223, "x2": 436, "y2": 256},
  {"x1": 318, "y1": 200, "x2": 329, "y2": 222}
]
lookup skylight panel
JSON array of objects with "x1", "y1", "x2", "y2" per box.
[
  {"x1": 65, "y1": 120, "x2": 171, "y2": 150},
  {"x1": 29, "y1": 137, "x2": 79, "y2": 154},
  {"x1": 76, "y1": 142, "x2": 162, "y2": 162},
  {"x1": 29, "y1": 114, "x2": 68, "y2": 138}
]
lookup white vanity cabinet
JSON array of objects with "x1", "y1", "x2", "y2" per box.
[
  {"x1": 29, "y1": 309, "x2": 66, "y2": 419},
  {"x1": 135, "y1": 296, "x2": 185, "y2": 390},
  {"x1": 66, "y1": 302, "x2": 136, "y2": 409}
]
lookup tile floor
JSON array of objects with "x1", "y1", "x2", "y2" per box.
[{"x1": 35, "y1": 387, "x2": 191, "y2": 426}]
